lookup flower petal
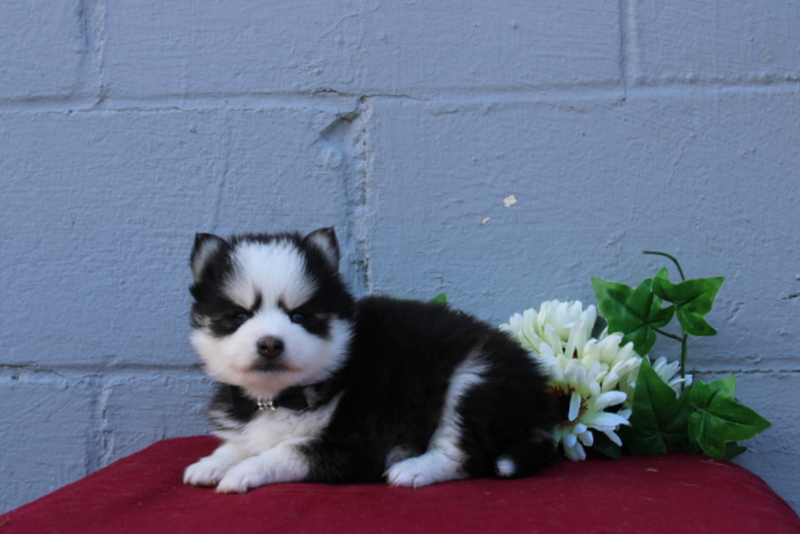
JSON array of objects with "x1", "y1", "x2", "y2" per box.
[
  {"x1": 583, "y1": 411, "x2": 630, "y2": 429},
  {"x1": 564, "y1": 441, "x2": 586, "y2": 462},
  {"x1": 604, "y1": 430, "x2": 623, "y2": 447},
  {"x1": 568, "y1": 391, "x2": 582, "y2": 422},
  {"x1": 595, "y1": 390, "x2": 627, "y2": 409}
]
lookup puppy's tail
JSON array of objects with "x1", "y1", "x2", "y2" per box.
[{"x1": 493, "y1": 436, "x2": 558, "y2": 479}]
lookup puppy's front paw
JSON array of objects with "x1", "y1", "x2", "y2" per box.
[
  {"x1": 214, "y1": 446, "x2": 310, "y2": 493},
  {"x1": 215, "y1": 459, "x2": 268, "y2": 494},
  {"x1": 183, "y1": 457, "x2": 231, "y2": 488}
]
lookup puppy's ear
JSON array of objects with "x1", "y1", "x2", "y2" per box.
[
  {"x1": 191, "y1": 233, "x2": 227, "y2": 283},
  {"x1": 303, "y1": 227, "x2": 340, "y2": 270}
]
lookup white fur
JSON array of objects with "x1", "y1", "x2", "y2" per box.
[
  {"x1": 385, "y1": 449, "x2": 466, "y2": 488},
  {"x1": 384, "y1": 444, "x2": 419, "y2": 471},
  {"x1": 218, "y1": 394, "x2": 342, "y2": 454},
  {"x1": 184, "y1": 441, "x2": 250, "y2": 487},
  {"x1": 385, "y1": 351, "x2": 487, "y2": 488},
  {"x1": 187, "y1": 234, "x2": 542, "y2": 492},
  {"x1": 191, "y1": 315, "x2": 351, "y2": 399},
  {"x1": 186, "y1": 236, "x2": 357, "y2": 493},
  {"x1": 226, "y1": 241, "x2": 315, "y2": 310},
  {"x1": 185, "y1": 395, "x2": 342, "y2": 492},
  {"x1": 495, "y1": 456, "x2": 517, "y2": 477},
  {"x1": 215, "y1": 440, "x2": 312, "y2": 493},
  {"x1": 190, "y1": 238, "x2": 352, "y2": 400}
]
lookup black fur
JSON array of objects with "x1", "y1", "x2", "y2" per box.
[
  {"x1": 301, "y1": 297, "x2": 559, "y2": 482},
  {"x1": 190, "y1": 231, "x2": 355, "y2": 338},
  {"x1": 188, "y1": 228, "x2": 558, "y2": 488}
]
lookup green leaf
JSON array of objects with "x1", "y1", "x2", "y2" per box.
[
  {"x1": 591, "y1": 432, "x2": 622, "y2": 460},
  {"x1": 592, "y1": 277, "x2": 674, "y2": 355},
  {"x1": 652, "y1": 267, "x2": 724, "y2": 337},
  {"x1": 688, "y1": 376, "x2": 772, "y2": 459},
  {"x1": 682, "y1": 440, "x2": 703, "y2": 455},
  {"x1": 429, "y1": 293, "x2": 448, "y2": 306},
  {"x1": 721, "y1": 443, "x2": 748, "y2": 461},
  {"x1": 618, "y1": 357, "x2": 694, "y2": 455}
]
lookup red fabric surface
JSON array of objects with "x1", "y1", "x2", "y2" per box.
[{"x1": 3, "y1": 436, "x2": 798, "y2": 534}]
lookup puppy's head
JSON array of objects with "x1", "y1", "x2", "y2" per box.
[{"x1": 189, "y1": 228, "x2": 355, "y2": 398}]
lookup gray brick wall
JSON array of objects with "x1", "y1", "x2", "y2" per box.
[{"x1": 1, "y1": 0, "x2": 798, "y2": 513}]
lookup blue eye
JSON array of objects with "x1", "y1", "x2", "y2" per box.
[
  {"x1": 290, "y1": 313, "x2": 306, "y2": 324},
  {"x1": 234, "y1": 313, "x2": 250, "y2": 324}
]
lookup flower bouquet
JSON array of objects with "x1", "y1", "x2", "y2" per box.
[{"x1": 502, "y1": 252, "x2": 771, "y2": 461}]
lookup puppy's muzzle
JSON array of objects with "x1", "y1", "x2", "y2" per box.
[{"x1": 257, "y1": 336, "x2": 284, "y2": 359}]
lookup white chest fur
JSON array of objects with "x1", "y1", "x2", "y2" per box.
[
  {"x1": 218, "y1": 395, "x2": 341, "y2": 456},
  {"x1": 185, "y1": 396, "x2": 342, "y2": 492}
]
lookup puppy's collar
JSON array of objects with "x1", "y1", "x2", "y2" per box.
[{"x1": 228, "y1": 384, "x2": 319, "y2": 415}]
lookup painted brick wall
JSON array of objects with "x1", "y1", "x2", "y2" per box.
[{"x1": 1, "y1": 0, "x2": 798, "y2": 514}]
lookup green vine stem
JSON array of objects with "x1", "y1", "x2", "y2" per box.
[
  {"x1": 644, "y1": 251, "x2": 689, "y2": 384},
  {"x1": 680, "y1": 333, "x2": 688, "y2": 384},
  {"x1": 653, "y1": 327, "x2": 682, "y2": 342},
  {"x1": 643, "y1": 250, "x2": 686, "y2": 281}
]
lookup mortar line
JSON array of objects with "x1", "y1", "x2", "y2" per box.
[
  {"x1": 6, "y1": 363, "x2": 798, "y2": 378},
  {"x1": 618, "y1": 0, "x2": 629, "y2": 98},
  {"x1": 77, "y1": 0, "x2": 109, "y2": 109},
  {"x1": 351, "y1": 96, "x2": 374, "y2": 294},
  {"x1": 2, "y1": 78, "x2": 799, "y2": 114},
  {"x1": 0, "y1": 363, "x2": 205, "y2": 375},
  {"x1": 204, "y1": 123, "x2": 232, "y2": 233},
  {"x1": 618, "y1": 0, "x2": 643, "y2": 99}
]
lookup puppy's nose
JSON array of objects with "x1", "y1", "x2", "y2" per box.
[{"x1": 257, "y1": 336, "x2": 284, "y2": 359}]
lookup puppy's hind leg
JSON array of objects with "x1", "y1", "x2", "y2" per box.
[
  {"x1": 384, "y1": 448, "x2": 468, "y2": 488},
  {"x1": 384, "y1": 444, "x2": 421, "y2": 472},
  {"x1": 385, "y1": 352, "x2": 487, "y2": 488}
]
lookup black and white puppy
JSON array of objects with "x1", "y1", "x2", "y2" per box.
[{"x1": 184, "y1": 228, "x2": 558, "y2": 492}]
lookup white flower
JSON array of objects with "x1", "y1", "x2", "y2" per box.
[
  {"x1": 503, "y1": 300, "x2": 641, "y2": 461},
  {"x1": 502, "y1": 300, "x2": 592, "y2": 355},
  {"x1": 553, "y1": 390, "x2": 631, "y2": 461}
]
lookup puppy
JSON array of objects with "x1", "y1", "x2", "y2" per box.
[{"x1": 183, "y1": 228, "x2": 558, "y2": 492}]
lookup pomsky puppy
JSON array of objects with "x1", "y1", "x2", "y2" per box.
[{"x1": 184, "y1": 228, "x2": 558, "y2": 492}]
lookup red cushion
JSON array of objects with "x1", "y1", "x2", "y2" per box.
[{"x1": 3, "y1": 436, "x2": 798, "y2": 533}]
